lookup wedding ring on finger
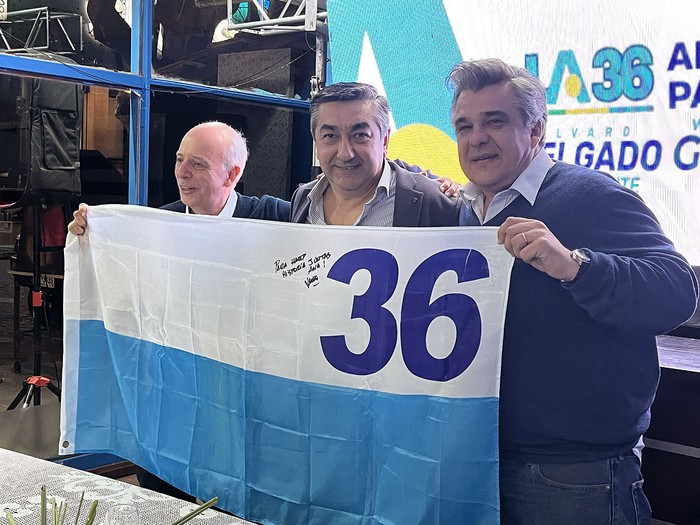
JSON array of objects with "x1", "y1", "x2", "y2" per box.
[{"x1": 521, "y1": 232, "x2": 528, "y2": 245}]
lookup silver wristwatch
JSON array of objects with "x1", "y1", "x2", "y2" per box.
[{"x1": 570, "y1": 248, "x2": 591, "y2": 266}]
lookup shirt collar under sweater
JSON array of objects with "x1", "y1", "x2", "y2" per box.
[{"x1": 459, "y1": 148, "x2": 554, "y2": 225}]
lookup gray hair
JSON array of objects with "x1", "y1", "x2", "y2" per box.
[
  {"x1": 448, "y1": 58, "x2": 547, "y2": 140},
  {"x1": 310, "y1": 82, "x2": 391, "y2": 137},
  {"x1": 225, "y1": 127, "x2": 248, "y2": 175}
]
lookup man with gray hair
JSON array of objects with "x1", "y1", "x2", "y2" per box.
[
  {"x1": 450, "y1": 58, "x2": 698, "y2": 523},
  {"x1": 291, "y1": 82, "x2": 461, "y2": 226},
  {"x1": 68, "y1": 121, "x2": 289, "y2": 235}
]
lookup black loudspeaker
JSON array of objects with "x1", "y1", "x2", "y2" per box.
[{"x1": 0, "y1": 72, "x2": 83, "y2": 208}]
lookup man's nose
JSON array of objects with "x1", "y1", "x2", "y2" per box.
[
  {"x1": 470, "y1": 126, "x2": 490, "y2": 147},
  {"x1": 336, "y1": 137, "x2": 354, "y2": 160},
  {"x1": 175, "y1": 162, "x2": 190, "y2": 177}
]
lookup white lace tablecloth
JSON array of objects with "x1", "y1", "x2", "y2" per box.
[{"x1": 0, "y1": 448, "x2": 257, "y2": 525}]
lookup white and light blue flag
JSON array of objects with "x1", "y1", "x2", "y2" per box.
[{"x1": 60, "y1": 205, "x2": 514, "y2": 525}]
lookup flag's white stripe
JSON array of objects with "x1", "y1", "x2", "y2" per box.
[{"x1": 64, "y1": 206, "x2": 513, "y2": 399}]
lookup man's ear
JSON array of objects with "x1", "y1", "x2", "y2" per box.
[
  {"x1": 383, "y1": 129, "x2": 391, "y2": 155},
  {"x1": 531, "y1": 118, "x2": 546, "y2": 147},
  {"x1": 225, "y1": 165, "x2": 242, "y2": 187}
]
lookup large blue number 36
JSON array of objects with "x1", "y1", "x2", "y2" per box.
[{"x1": 320, "y1": 248, "x2": 489, "y2": 382}]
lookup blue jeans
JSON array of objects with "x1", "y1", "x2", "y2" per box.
[{"x1": 499, "y1": 454, "x2": 651, "y2": 525}]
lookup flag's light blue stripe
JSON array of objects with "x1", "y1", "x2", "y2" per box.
[{"x1": 70, "y1": 320, "x2": 500, "y2": 525}]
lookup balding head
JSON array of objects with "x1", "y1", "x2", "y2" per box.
[
  {"x1": 186, "y1": 121, "x2": 249, "y2": 175},
  {"x1": 174, "y1": 121, "x2": 249, "y2": 215}
]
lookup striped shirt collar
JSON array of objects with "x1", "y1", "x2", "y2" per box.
[{"x1": 306, "y1": 160, "x2": 395, "y2": 226}]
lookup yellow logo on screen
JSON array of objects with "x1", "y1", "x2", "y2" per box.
[{"x1": 388, "y1": 124, "x2": 467, "y2": 184}]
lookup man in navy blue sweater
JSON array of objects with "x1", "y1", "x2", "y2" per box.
[{"x1": 450, "y1": 58, "x2": 698, "y2": 524}]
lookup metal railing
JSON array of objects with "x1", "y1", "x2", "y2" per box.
[{"x1": 0, "y1": 7, "x2": 82, "y2": 54}]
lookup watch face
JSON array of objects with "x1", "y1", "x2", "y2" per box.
[{"x1": 572, "y1": 249, "x2": 591, "y2": 264}]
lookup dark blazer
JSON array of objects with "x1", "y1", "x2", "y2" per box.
[
  {"x1": 290, "y1": 160, "x2": 461, "y2": 226},
  {"x1": 160, "y1": 192, "x2": 290, "y2": 221}
]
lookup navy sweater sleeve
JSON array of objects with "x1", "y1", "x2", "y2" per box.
[{"x1": 553, "y1": 170, "x2": 698, "y2": 335}]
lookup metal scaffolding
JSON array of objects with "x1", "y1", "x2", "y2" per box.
[
  {"x1": 0, "y1": 7, "x2": 82, "y2": 54},
  {"x1": 225, "y1": 0, "x2": 327, "y2": 93}
]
